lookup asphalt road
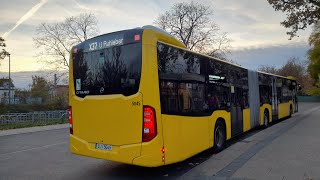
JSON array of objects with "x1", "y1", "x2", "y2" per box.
[{"x1": 0, "y1": 103, "x2": 319, "y2": 180}]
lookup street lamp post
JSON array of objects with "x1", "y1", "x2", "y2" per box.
[{"x1": 7, "y1": 53, "x2": 11, "y2": 105}]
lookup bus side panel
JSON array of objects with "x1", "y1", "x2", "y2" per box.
[
  {"x1": 259, "y1": 104, "x2": 272, "y2": 125},
  {"x1": 278, "y1": 102, "x2": 290, "y2": 119},
  {"x1": 243, "y1": 108, "x2": 251, "y2": 132},
  {"x1": 208, "y1": 110, "x2": 231, "y2": 147},
  {"x1": 133, "y1": 32, "x2": 166, "y2": 167},
  {"x1": 162, "y1": 115, "x2": 209, "y2": 165},
  {"x1": 132, "y1": 136, "x2": 164, "y2": 167},
  {"x1": 141, "y1": 29, "x2": 202, "y2": 166}
]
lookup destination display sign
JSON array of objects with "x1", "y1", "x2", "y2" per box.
[{"x1": 73, "y1": 29, "x2": 143, "y2": 53}]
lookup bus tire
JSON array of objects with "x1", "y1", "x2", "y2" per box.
[
  {"x1": 213, "y1": 120, "x2": 226, "y2": 153},
  {"x1": 263, "y1": 110, "x2": 269, "y2": 128}
]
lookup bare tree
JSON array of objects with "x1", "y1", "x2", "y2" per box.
[
  {"x1": 0, "y1": 37, "x2": 9, "y2": 63},
  {"x1": 34, "y1": 13, "x2": 99, "y2": 70},
  {"x1": 258, "y1": 57, "x2": 308, "y2": 78},
  {"x1": 258, "y1": 64, "x2": 278, "y2": 74},
  {"x1": 277, "y1": 57, "x2": 307, "y2": 78},
  {"x1": 258, "y1": 57, "x2": 316, "y2": 95},
  {"x1": 155, "y1": 1, "x2": 231, "y2": 59}
]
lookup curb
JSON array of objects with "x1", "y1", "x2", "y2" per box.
[{"x1": 0, "y1": 123, "x2": 69, "y2": 137}]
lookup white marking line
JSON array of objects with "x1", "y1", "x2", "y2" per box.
[
  {"x1": 0, "y1": 156, "x2": 11, "y2": 161},
  {"x1": 300, "y1": 106, "x2": 320, "y2": 116},
  {"x1": 0, "y1": 142, "x2": 67, "y2": 157}
]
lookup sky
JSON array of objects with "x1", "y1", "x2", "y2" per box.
[{"x1": 0, "y1": 0, "x2": 313, "y2": 88}]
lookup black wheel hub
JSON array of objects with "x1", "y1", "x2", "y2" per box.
[{"x1": 215, "y1": 126, "x2": 223, "y2": 147}]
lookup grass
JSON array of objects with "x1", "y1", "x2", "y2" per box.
[{"x1": 0, "y1": 119, "x2": 68, "y2": 130}]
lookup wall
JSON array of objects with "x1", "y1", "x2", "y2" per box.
[{"x1": 298, "y1": 96, "x2": 320, "y2": 102}]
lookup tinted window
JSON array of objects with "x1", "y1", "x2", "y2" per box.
[
  {"x1": 158, "y1": 43, "x2": 200, "y2": 74},
  {"x1": 73, "y1": 43, "x2": 142, "y2": 97},
  {"x1": 208, "y1": 60, "x2": 248, "y2": 110},
  {"x1": 207, "y1": 59, "x2": 231, "y2": 111},
  {"x1": 259, "y1": 73, "x2": 272, "y2": 105},
  {"x1": 275, "y1": 77, "x2": 293, "y2": 103},
  {"x1": 281, "y1": 79, "x2": 293, "y2": 102},
  {"x1": 157, "y1": 42, "x2": 207, "y2": 116},
  {"x1": 157, "y1": 42, "x2": 251, "y2": 115}
]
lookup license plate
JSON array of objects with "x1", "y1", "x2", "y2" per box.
[{"x1": 95, "y1": 143, "x2": 112, "y2": 151}]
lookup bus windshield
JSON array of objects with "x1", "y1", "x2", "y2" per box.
[{"x1": 72, "y1": 31, "x2": 142, "y2": 98}]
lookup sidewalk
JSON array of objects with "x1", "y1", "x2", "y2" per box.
[
  {"x1": 180, "y1": 103, "x2": 320, "y2": 180},
  {"x1": 0, "y1": 123, "x2": 68, "y2": 137}
]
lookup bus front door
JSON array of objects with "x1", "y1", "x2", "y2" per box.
[
  {"x1": 293, "y1": 85, "x2": 298, "y2": 112},
  {"x1": 231, "y1": 87, "x2": 243, "y2": 136},
  {"x1": 272, "y1": 78, "x2": 278, "y2": 121}
]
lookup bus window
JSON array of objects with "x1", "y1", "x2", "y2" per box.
[
  {"x1": 207, "y1": 57, "x2": 231, "y2": 112},
  {"x1": 73, "y1": 42, "x2": 142, "y2": 97},
  {"x1": 157, "y1": 42, "x2": 207, "y2": 116}
]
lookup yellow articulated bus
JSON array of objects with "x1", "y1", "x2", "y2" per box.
[{"x1": 69, "y1": 25, "x2": 299, "y2": 167}]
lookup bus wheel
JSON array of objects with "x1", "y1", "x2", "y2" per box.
[
  {"x1": 263, "y1": 111, "x2": 269, "y2": 128},
  {"x1": 213, "y1": 120, "x2": 226, "y2": 153}
]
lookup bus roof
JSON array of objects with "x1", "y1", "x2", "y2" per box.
[
  {"x1": 158, "y1": 40, "x2": 247, "y2": 70},
  {"x1": 74, "y1": 25, "x2": 297, "y2": 81},
  {"x1": 257, "y1": 71, "x2": 296, "y2": 80},
  {"x1": 144, "y1": 26, "x2": 297, "y2": 81},
  {"x1": 82, "y1": 25, "x2": 179, "y2": 42}
]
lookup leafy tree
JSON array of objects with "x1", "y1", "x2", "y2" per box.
[
  {"x1": 34, "y1": 13, "x2": 99, "y2": 70},
  {"x1": 308, "y1": 23, "x2": 320, "y2": 82},
  {"x1": 15, "y1": 89, "x2": 30, "y2": 104},
  {"x1": 267, "y1": 0, "x2": 320, "y2": 39},
  {"x1": 30, "y1": 76, "x2": 50, "y2": 102},
  {"x1": 307, "y1": 86, "x2": 320, "y2": 96},
  {"x1": 155, "y1": 1, "x2": 231, "y2": 59},
  {"x1": 49, "y1": 96, "x2": 68, "y2": 109}
]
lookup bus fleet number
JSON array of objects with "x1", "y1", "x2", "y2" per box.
[{"x1": 132, "y1": 101, "x2": 141, "y2": 106}]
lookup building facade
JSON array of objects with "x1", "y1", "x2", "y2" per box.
[{"x1": 0, "y1": 78, "x2": 16, "y2": 104}]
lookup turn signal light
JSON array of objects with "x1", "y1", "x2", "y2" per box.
[{"x1": 69, "y1": 106, "x2": 73, "y2": 134}]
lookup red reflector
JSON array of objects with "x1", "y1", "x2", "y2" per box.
[
  {"x1": 142, "y1": 106, "x2": 157, "y2": 142},
  {"x1": 69, "y1": 106, "x2": 73, "y2": 134},
  {"x1": 134, "y1": 34, "x2": 140, "y2": 41}
]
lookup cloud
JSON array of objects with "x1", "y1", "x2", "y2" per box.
[
  {"x1": 2, "y1": 0, "x2": 48, "y2": 38},
  {"x1": 229, "y1": 41, "x2": 310, "y2": 70},
  {"x1": 0, "y1": 0, "x2": 314, "y2": 76},
  {"x1": 73, "y1": 0, "x2": 91, "y2": 11}
]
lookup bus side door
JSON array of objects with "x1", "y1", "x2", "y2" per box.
[{"x1": 230, "y1": 86, "x2": 243, "y2": 136}]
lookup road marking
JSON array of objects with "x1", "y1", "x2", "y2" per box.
[
  {"x1": 214, "y1": 106, "x2": 320, "y2": 178},
  {"x1": 0, "y1": 142, "x2": 67, "y2": 157},
  {"x1": 0, "y1": 156, "x2": 11, "y2": 161}
]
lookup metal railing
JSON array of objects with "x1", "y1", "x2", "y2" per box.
[{"x1": 0, "y1": 110, "x2": 68, "y2": 125}]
